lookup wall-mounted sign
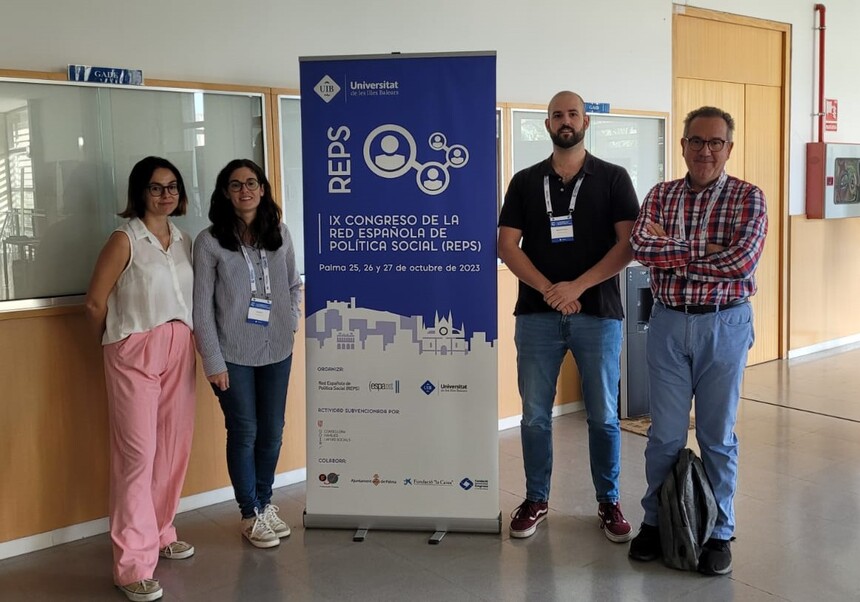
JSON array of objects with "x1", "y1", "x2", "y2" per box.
[
  {"x1": 825, "y1": 98, "x2": 838, "y2": 132},
  {"x1": 585, "y1": 102, "x2": 610, "y2": 113},
  {"x1": 67, "y1": 65, "x2": 143, "y2": 86}
]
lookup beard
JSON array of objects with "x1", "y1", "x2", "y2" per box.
[{"x1": 550, "y1": 126, "x2": 585, "y2": 149}]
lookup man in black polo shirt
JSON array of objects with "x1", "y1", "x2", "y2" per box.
[{"x1": 498, "y1": 90, "x2": 640, "y2": 541}]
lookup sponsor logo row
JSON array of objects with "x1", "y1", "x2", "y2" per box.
[
  {"x1": 316, "y1": 377, "x2": 468, "y2": 395},
  {"x1": 317, "y1": 472, "x2": 490, "y2": 492}
]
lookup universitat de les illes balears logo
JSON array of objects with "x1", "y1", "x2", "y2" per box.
[{"x1": 314, "y1": 75, "x2": 340, "y2": 103}]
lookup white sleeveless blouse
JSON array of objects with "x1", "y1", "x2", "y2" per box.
[{"x1": 102, "y1": 217, "x2": 193, "y2": 345}]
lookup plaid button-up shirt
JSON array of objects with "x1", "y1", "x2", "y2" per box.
[{"x1": 630, "y1": 172, "x2": 768, "y2": 306}]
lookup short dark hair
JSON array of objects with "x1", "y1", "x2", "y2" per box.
[
  {"x1": 208, "y1": 159, "x2": 283, "y2": 252},
  {"x1": 683, "y1": 106, "x2": 735, "y2": 141},
  {"x1": 119, "y1": 156, "x2": 188, "y2": 218}
]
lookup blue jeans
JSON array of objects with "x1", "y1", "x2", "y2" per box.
[
  {"x1": 213, "y1": 356, "x2": 293, "y2": 519},
  {"x1": 515, "y1": 312, "x2": 623, "y2": 504},
  {"x1": 641, "y1": 302, "x2": 753, "y2": 539}
]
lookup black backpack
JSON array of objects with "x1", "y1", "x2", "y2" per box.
[{"x1": 657, "y1": 448, "x2": 718, "y2": 571}]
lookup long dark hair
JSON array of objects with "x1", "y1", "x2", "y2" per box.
[
  {"x1": 120, "y1": 156, "x2": 188, "y2": 218},
  {"x1": 208, "y1": 159, "x2": 282, "y2": 252}
]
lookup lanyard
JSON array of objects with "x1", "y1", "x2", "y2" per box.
[
  {"x1": 543, "y1": 174, "x2": 585, "y2": 217},
  {"x1": 240, "y1": 246, "x2": 271, "y2": 298},
  {"x1": 678, "y1": 172, "x2": 727, "y2": 241}
]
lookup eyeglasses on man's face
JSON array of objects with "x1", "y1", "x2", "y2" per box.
[
  {"x1": 228, "y1": 178, "x2": 260, "y2": 192},
  {"x1": 147, "y1": 182, "x2": 179, "y2": 197},
  {"x1": 683, "y1": 137, "x2": 729, "y2": 152}
]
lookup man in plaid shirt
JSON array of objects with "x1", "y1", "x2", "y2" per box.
[{"x1": 627, "y1": 106, "x2": 768, "y2": 575}]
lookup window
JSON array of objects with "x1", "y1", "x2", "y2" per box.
[
  {"x1": 278, "y1": 95, "x2": 304, "y2": 275},
  {"x1": 508, "y1": 108, "x2": 666, "y2": 203},
  {"x1": 0, "y1": 79, "x2": 264, "y2": 305}
]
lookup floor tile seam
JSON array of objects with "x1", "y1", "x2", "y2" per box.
[
  {"x1": 743, "y1": 397, "x2": 860, "y2": 424},
  {"x1": 731, "y1": 491, "x2": 823, "y2": 522},
  {"x1": 741, "y1": 460, "x2": 850, "y2": 482}
]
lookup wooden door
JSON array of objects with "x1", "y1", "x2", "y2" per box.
[{"x1": 673, "y1": 7, "x2": 789, "y2": 364}]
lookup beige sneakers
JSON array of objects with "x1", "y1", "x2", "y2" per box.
[
  {"x1": 158, "y1": 540, "x2": 195, "y2": 559},
  {"x1": 117, "y1": 578, "x2": 163, "y2": 601},
  {"x1": 261, "y1": 504, "x2": 291, "y2": 538},
  {"x1": 242, "y1": 508, "x2": 280, "y2": 548}
]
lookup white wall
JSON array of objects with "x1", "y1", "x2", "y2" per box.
[{"x1": 3, "y1": 0, "x2": 859, "y2": 214}]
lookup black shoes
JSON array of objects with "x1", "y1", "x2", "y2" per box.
[
  {"x1": 629, "y1": 524, "x2": 733, "y2": 575},
  {"x1": 628, "y1": 523, "x2": 662, "y2": 562},
  {"x1": 698, "y1": 538, "x2": 733, "y2": 575}
]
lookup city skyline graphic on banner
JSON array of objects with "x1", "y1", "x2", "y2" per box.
[{"x1": 307, "y1": 297, "x2": 496, "y2": 354}]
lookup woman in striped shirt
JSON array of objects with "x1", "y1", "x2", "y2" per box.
[{"x1": 193, "y1": 159, "x2": 302, "y2": 549}]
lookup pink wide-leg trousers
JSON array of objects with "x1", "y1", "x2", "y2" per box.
[{"x1": 103, "y1": 321, "x2": 196, "y2": 585}]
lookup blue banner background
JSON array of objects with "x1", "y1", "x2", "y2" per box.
[{"x1": 300, "y1": 54, "x2": 497, "y2": 341}]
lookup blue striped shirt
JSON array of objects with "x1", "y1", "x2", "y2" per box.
[{"x1": 193, "y1": 224, "x2": 302, "y2": 376}]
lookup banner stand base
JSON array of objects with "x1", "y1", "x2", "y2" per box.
[{"x1": 303, "y1": 510, "x2": 502, "y2": 535}]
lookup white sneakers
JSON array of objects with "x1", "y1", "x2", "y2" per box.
[
  {"x1": 261, "y1": 504, "x2": 291, "y2": 538},
  {"x1": 241, "y1": 504, "x2": 292, "y2": 547},
  {"x1": 242, "y1": 508, "x2": 280, "y2": 548},
  {"x1": 118, "y1": 579, "x2": 163, "y2": 602}
]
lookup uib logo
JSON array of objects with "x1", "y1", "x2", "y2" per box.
[{"x1": 314, "y1": 75, "x2": 341, "y2": 103}]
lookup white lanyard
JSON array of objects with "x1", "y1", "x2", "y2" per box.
[
  {"x1": 543, "y1": 174, "x2": 585, "y2": 217},
  {"x1": 678, "y1": 172, "x2": 727, "y2": 241},
  {"x1": 240, "y1": 246, "x2": 271, "y2": 298}
]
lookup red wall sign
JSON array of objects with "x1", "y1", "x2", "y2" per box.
[{"x1": 825, "y1": 98, "x2": 838, "y2": 132}]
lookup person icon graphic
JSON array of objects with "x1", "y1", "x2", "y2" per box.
[
  {"x1": 422, "y1": 167, "x2": 444, "y2": 191},
  {"x1": 447, "y1": 145, "x2": 469, "y2": 167},
  {"x1": 364, "y1": 124, "x2": 418, "y2": 179},
  {"x1": 373, "y1": 134, "x2": 406, "y2": 171}
]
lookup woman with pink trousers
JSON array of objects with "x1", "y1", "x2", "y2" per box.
[{"x1": 86, "y1": 156, "x2": 196, "y2": 602}]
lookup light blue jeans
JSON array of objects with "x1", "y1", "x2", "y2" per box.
[
  {"x1": 641, "y1": 301, "x2": 754, "y2": 540},
  {"x1": 515, "y1": 312, "x2": 623, "y2": 504}
]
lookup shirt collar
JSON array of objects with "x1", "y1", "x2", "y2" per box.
[
  {"x1": 128, "y1": 216, "x2": 181, "y2": 243},
  {"x1": 540, "y1": 151, "x2": 595, "y2": 179},
  {"x1": 684, "y1": 170, "x2": 728, "y2": 193}
]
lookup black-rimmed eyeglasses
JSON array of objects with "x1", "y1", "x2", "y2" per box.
[
  {"x1": 147, "y1": 183, "x2": 179, "y2": 197},
  {"x1": 228, "y1": 179, "x2": 260, "y2": 192},
  {"x1": 683, "y1": 137, "x2": 729, "y2": 152}
]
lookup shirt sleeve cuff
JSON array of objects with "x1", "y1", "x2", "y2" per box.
[{"x1": 202, "y1": 353, "x2": 227, "y2": 377}]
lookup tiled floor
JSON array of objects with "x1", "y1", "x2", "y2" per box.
[{"x1": 3, "y1": 345, "x2": 860, "y2": 601}]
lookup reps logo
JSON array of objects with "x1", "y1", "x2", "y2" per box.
[{"x1": 363, "y1": 126, "x2": 469, "y2": 196}]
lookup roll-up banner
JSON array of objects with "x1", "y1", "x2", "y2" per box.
[{"x1": 300, "y1": 52, "x2": 499, "y2": 533}]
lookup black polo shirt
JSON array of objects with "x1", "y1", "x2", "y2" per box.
[{"x1": 499, "y1": 153, "x2": 640, "y2": 318}]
